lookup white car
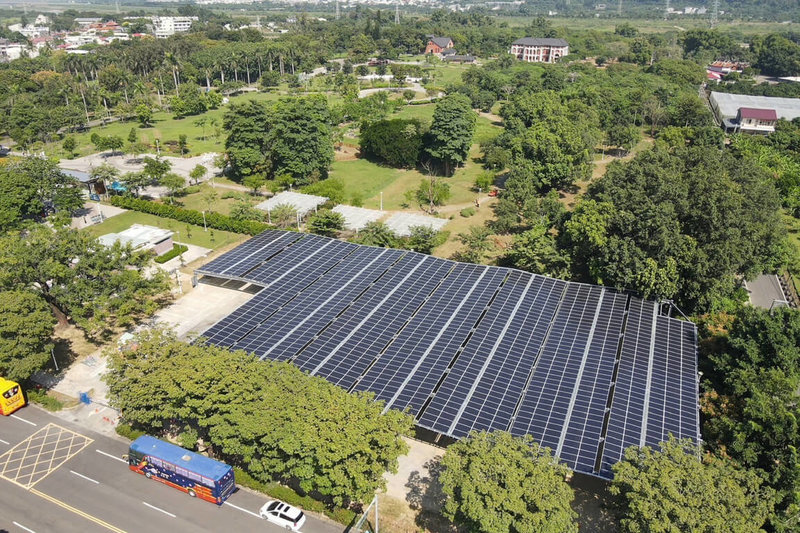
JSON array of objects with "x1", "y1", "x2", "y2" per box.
[{"x1": 259, "y1": 500, "x2": 306, "y2": 531}]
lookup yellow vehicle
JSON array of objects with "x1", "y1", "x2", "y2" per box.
[{"x1": 0, "y1": 378, "x2": 25, "y2": 415}]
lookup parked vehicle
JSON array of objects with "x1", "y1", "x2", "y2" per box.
[{"x1": 259, "y1": 500, "x2": 306, "y2": 531}]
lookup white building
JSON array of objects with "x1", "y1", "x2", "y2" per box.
[
  {"x1": 152, "y1": 16, "x2": 197, "y2": 38},
  {"x1": 0, "y1": 41, "x2": 26, "y2": 62},
  {"x1": 509, "y1": 37, "x2": 569, "y2": 64},
  {"x1": 7, "y1": 23, "x2": 50, "y2": 39}
]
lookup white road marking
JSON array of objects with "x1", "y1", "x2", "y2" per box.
[
  {"x1": 10, "y1": 414, "x2": 36, "y2": 426},
  {"x1": 0, "y1": 438, "x2": 9, "y2": 445},
  {"x1": 95, "y1": 449, "x2": 127, "y2": 463},
  {"x1": 13, "y1": 521, "x2": 36, "y2": 533},
  {"x1": 143, "y1": 501, "x2": 176, "y2": 518},
  {"x1": 224, "y1": 501, "x2": 261, "y2": 518},
  {"x1": 70, "y1": 470, "x2": 100, "y2": 484}
]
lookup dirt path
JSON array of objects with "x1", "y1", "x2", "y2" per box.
[{"x1": 478, "y1": 111, "x2": 503, "y2": 124}]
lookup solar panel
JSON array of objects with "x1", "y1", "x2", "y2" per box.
[
  {"x1": 196, "y1": 230, "x2": 302, "y2": 279},
  {"x1": 353, "y1": 263, "x2": 507, "y2": 417},
  {"x1": 643, "y1": 317, "x2": 699, "y2": 448},
  {"x1": 201, "y1": 239, "x2": 360, "y2": 347},
  {"x1": 234, "y1": 246, "x2": 404, "y2": 360},
  {"x1": 599, "y1": 297, "x2": 657, "y2": 476},
  {"x1": 416, "y1": 271, "x2": 562, "y2": 436},
  {"x1": 197, "y1": 229, "x2": 700, "y2": 480},
  {"x1": 293, "y1": 253, "x2": 454, "y2": 388},
  {"x1": 510, "y1": 288, "x2": 627, "y2": 474}
]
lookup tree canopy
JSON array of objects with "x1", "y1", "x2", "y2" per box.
[
  {"x1": 105, "y1": 328, "x2": 413, "y2": 507},
  {"x1": 426, "y1": 93, "x2": 476, "y2": 176},
  {"x1": 0, "y1": 290, "x2": 55, "y2": 381},
  {"x1": 439, "y1": 431, "x2": 578, "y2": 533}
]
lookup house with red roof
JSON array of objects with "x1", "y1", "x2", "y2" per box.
[{"x1": 735, "y1": 107, "x2": 778, "y2": 134}]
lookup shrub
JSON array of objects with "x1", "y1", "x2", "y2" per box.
[
  {"x1": 221, "y1": 191, "x2": 242, "y2": 200},
  {"x1": 154, "y1": 244, "x2": 189, "y2": 264},
  {"x1": 116, "y1": 422, "x2": 146, "y2": 441},
  {"x1": 184, "y1": 185, "x2": 201, "y2": 195},
  {"x1": 110, "y1": 196, "x2": 273, "y2": 235},
  {"x1": 25, "y1": 388, "x2": 63, "y2": 411},
  {"x1": 460, "y1": 207, "x2": 476, "y2": 218}
]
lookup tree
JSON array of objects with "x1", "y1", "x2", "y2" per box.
[
  {"x1": 229, "y1": 200, "x2": 265, "y2": 222},
  {"x1": 611, "y1": 438, "x2": 774, "y2": 533},
  {"x1": 270, "y1": 203, "x2": 297, "y2": 229},
  {"x1": 178, "y1": 134, "x2": 188, "y2": 155},
  {"x1": 0, "y1": 156, "x2": 83, "y2": 229},
  {"x1": 243, "y1": 174, "x2": 266, "y2": 195},
  {"x1": 62, "y1": 136, "x2": 77, "y2": 158},
  {"x1": 193, "y1": 117, "x2": 208, "y2": 141},
  {"x1": 189, "y1": 164, "x2": 207, "y2": 185},
  {"x1": 454, "y1": 226, "x2": 493, "y2": 264},
  {"x1": 260, "y1": 70, "x2": 281, "y2": 89},
  {"x1": 135, "y1": 104, "x2": 152, "y2": 127},
  {"x1": 127, "y1": 127, "x2": 137, "y2": 145},
  {"x1": 703, "y1": 307, "x2": 800, "y2": 528},
  {"x1": 105, "y1": 328, "x2": 413, "y2": 507},
  {"x1": 406, "y1": 225, "x2": 446, "y2": 254},
  {"x1": 0, "y1": 290, "x2": 55, "y2": 382},
  {"x1": 307, "y1": 209, "x2": 345, "y2": 237},
  {"x1": 160, "y1": 173, "x2": 185, "y2": 204},
  {"x1": 426, "y1": 93, "x2": 476, "y2": 176},
  {"x1": 351, "y1": 222, "x2": 397, "y2": 248},
  {"x1": 606, "y1": 124, "x2": 642, "y2": 154},
  {"x1": 360, "y1": 119, "x2": 425, "y2": 168},
  {"x1": 440, "y1": 431, "x2": 578, "y2": 533},
  {"x1": 413, "y1": 176, "x2": 451, "y2": 214},
  {"x1": 508, "y1": 224, "x2": 571, "y2": 278},
  {"x1": 142, "y1": 156, "x2": 172, "y2": 183},
  {"x1": 0, "y1": 225, "x2": 170, "y2": 337},
  {"x1": 89, "y1": 163, "x2": 119, "y2": 191},
  {"x1": 119, "y1": 172, "x2": 151, "y2": 197}
]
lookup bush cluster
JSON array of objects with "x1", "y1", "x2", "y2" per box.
[
  {"x1": 110, "y1": 196, "x2": 272, "y2": 235},
  {"x1": 25, "y1": 388, "x2": 64, "y2": 411},
  {"x1": 154, "y1": 244, "x2": 189, "y2": 264}
]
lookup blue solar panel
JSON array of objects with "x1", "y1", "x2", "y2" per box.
[
  {"x1": 246, "y1": 235, "x2": 354, "y2": 285},
  {"x1": 234, "y1": 246, "x2": 403, "y2": 360},
  {"x1": 644, "y1": 317, "x2": 699, "y2": 448},
  {"x1": 417, "y1": 271, "x2": 566, "y2": 437},
  {"x1": 196, "y1": 230, "x2": 302, "y2": 279},
  {"x1": 514, "y1": 289, "x2": 627, "y2": 475},
  {"x1": 599, "y1": 297, "x2": 657, "y2": 476},
  {"x1": 293, "y1": 253, "x2": 454, "y2": 388},
  {"x1": 201, "y1": 240, "x2": 359, "y2": 347},
  {"x1": 353, "y1": 263, "x2": 507, "y2": 416}
]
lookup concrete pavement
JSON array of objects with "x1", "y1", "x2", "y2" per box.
[
  {"x1": 745, "y1": 274, "x2": 787, "y2": 309},
  {"x1": 0, "y1": 406, "x2": 344, "y2": 533}
]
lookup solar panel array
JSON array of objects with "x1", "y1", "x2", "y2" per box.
[{"x1": 198, "y1": 231, "x2": 700, "y2": 479}]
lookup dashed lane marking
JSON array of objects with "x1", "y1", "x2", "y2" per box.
[
  {"x1": 10, "y1": 415, "x2": 36, "y2": 426},
  {"x1": 70, "y1": 470, "x2": 100, "y2": 484},
  {"x1": 13, "y1": 521, "x2": 36, "y2": 533},
  {"x1": 95, "y1": 449, "x2": 127, "y2": 464},
  {"x1": 143, "y1": 501, "x2": 176, "y2": 518},
  {"x1": 224, "y1": 501, "x2": 261, "y2": 518}
]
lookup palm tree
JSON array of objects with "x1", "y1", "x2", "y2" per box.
[{"x1": 165, "y1": 52, "x2": 181, "y2": 96}]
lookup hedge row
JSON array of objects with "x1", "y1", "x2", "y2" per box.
[
  {"x1": 233, "y1": 468, "x2": 357, "y2": 526},
  {"x1": 155, "y1": 244, "x2": 189, "y2": 264},
  {"x1": 110, "y1": 196, "x2": 272, "y2": 235}
]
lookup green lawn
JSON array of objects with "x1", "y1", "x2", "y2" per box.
[
  {"x1": 329, "y1": 159, "x2": 406, "y2": 208},
  {"x1": 178, "y1": 183, "x2": 249, "y2": 216},
  {"x1": 393, "y1": 104, "x2": 501, "y2": 144},
  {"x1": 84, "y1": 210, "x2": 245, "y2": 251}
]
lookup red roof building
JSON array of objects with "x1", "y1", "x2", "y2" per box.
[{"x1": 735, "y1": 107, "x2": 778, "y2": 134}]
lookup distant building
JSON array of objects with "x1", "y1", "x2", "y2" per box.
[
  {"x1": 425, "y1": 36, "x2": 454, "y2": 55},
  {"x1": 0, "y1": 40, "x2": 26, "y2": 62},
  {"x1": 152, "y1": 16, "x2": 196, "y2": 38},
  {"x1": 509, "y1": 37, "x2": 569, "y2": 63},
  {"x1": 444, "y1": 54, "x2": 476, "y2": 64},
  {"x1": 74, "y1": 18, "x2": 102, "y2": 27},
  {"x1": 710, "y1": 92, "x2": 800, "y2": 134}
]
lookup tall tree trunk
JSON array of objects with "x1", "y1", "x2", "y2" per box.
[{"x1": 172, "y1": 68, "x2": 179, "y2": 96}]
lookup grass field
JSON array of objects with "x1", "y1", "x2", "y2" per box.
[
  {"x1": 83, "y1": 210, "x2": 245, "y2": 250},
  {"x1": 177, "y1": 183, "x2": 250, "y2": 216},
  {"x1": 495, "y1": 15, "x2": 800, "y2": 34}
]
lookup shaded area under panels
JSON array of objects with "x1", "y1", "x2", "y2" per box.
[
  {"x1": 201, "y1": 238, "x2": 359, "y2": 348},
  {"x1": 353, "y1": 263, "x2": 508, "y2": 417},
  {"x1": 509, "y1": 286, "x2": 627, "y2": 476},
  {"x1": 237, "y1": 246, "x2": 405, "y2": 361},
  {"x1": 293, "y1": 253, "x2": 455, "y2": 387},
  {"x1": 196, "y1": 230, "x2": 303, "y2": 280},
  {"x1": 417, "y1": 272, "x2": 566, "y2": 438}
]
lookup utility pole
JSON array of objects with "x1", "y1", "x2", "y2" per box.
[
  {"x1": 395, "y1": 4, "x2": 400, "y2": 24},
  {"x1": 335, "y1": 0, "x2": 340, "y2": 20},
  {"x1": 710, "y1": 0, "x2": 720, "y2": 27}
]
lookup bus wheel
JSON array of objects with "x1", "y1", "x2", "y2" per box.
[
  {"x1": 188, "y1": 489, "x2": 196, "y2": 498},
  {"x1": 145, "y1": 472, "x2": 152, "y2": 479}
]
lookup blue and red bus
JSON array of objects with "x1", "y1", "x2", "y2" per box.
[{"x1": 127, "y1": 435, "x2": 235, "y2": 505}]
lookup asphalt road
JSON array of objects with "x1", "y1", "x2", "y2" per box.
[{"x1": 0, "y1": 406, "x2": 345, "y2": 533}]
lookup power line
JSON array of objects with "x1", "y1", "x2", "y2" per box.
[
  {"x1": 711, "y1": 0, "x2": 720, "y2": 26},
  {"x1": 395, "y1": 4, "x2": 400, "y2": 24},
  {"x1": 335, "y1": 0, "x2": 340, "y2": 20}
]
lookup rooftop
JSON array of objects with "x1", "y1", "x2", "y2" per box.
[
  {"x1": 710, "y1": 91, "x2": 800, "y2": 121},
  {"x1": 738, "y1": 107, "x2": 778, "y2": 121},
  {"x1": 97, "y1": 224, "x2": 173, "y2": 250},
  {"x1": 331, "y1": 205, "x2": 384, "y2": 231},
  {"x1": 255, "y1": 191, "x2": 328, "y2": 218},
  {"x1": 512, "y1": 37, "x2": 569, "y2": 47},
  {"x1": 384, "y1": 212, "x2": 448, "y2": 237}
]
